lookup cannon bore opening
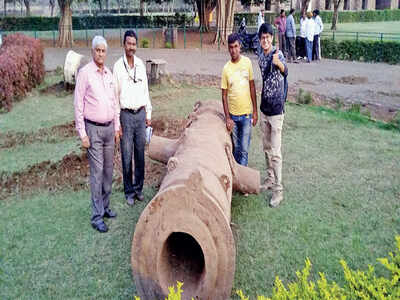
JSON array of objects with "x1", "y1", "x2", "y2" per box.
[{"x1": 160, "y1": 232, "x2": 205, "y2": 296}]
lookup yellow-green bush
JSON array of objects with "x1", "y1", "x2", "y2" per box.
[{"x1": 135, "y1": 236, "x2": 400, "y2": 299}]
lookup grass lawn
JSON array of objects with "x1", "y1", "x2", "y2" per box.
[{"x1": 1, "y1": 78, "x2": 399, "y2": 299}]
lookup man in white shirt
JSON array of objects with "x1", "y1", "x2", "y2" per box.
[
  {"x1": 305, "y1": 11, "x2": 315, "y2": 63},
  {"x1": 313, "y1": 9, "x2": 324, "y2": 60},
  {"x1": 113, "y1": 30, "x2": 152, "y2": 205}
]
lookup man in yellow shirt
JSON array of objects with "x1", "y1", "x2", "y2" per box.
[{"x1": 221, "y1": 33, "x2": 258, "y2": 166}]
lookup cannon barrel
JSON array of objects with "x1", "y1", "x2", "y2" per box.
[{"x1": 131, "y1": 101, "x2": 260, "y2": 300}]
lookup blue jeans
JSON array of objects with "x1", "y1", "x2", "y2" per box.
[
  {"x1": 120, "y1": 109, "x2": 146, "y2": 199},
  {"x1": 231, "y1": 113, "x2": 252, "y2": 166},
  {"x1": 306, "y1": 39, "x2": 313, "y2": 62}
]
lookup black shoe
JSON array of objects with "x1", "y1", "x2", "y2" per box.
[
  {"x1": 135, "y1": 193, "x2": 144, "y2": 202},
  {"x1": 104, "y1": 209, "x2": 117, "y2": 218},
  {"x1": 126, "y1": 196, "x2": 135, "y2": 206},
  {"x1": 92, "y1": 221, "x2": 108, "y2": 233}
]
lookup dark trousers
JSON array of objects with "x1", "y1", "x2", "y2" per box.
[
  {"x1": 312, "y1": 34, "x2": 320, "y2": 60},
  {"x1": 286, "y1": 36, "x2": 296, "y2": 60},
  {"x1": 85, "y1": 120, "x2": 115, "y2": 225},
  {"x1": 278, "y1": 32, "x2": 287, "y2": 57},
  {"x1": 120, "y1": 109, "x2": 146, "y2": 199},
  {"x1": 296, "y1": 36, "x2": 306, "y2": 58}
]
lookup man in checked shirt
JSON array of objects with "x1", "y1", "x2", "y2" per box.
[
  {"x1": 113, "y1": 30, "x2": 152, "y2": 206},
  {"x1": 74, "y1": 36, "x2": 120, "y2": 233}
]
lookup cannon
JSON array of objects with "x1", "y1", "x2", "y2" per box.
[{"x1": 131, "y1": 101, "x2": 260, "y2": 300}]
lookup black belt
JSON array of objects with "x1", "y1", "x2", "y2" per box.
[
  {"x1": 85, "y1": 119, "x2": 113, "y2": 127},
  {"x1": 121, "y1": 106, "x2": 144, "y2": 114}
]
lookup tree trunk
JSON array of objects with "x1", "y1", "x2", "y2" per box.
[
  {"x1": 214, "y1": 0, "x2": 235, "y2": 44},
  {"x1": 105, "y1": 0, "x2": 108, "y2": 12},
  {"x1": 140, "y1": 0, "x2": 144, "y2": 16},
  {"x1": 57, "y1": 0, "x2": 74, "y2": 48},
  {"x1": 49, "y1": 0, "x2": 55, "y2": 16},
  {"x1": 23, "y1": 0, "x2": 30, "y2": 16},
  {"x1": 196, "y1": 0, "x2": 216, "y2": 32},
  {"x1": 97, "y1": 0, "x2": 102, "y2": 12},
  {"x1": 4, "y1": 0, "x2": 7, "y2": 16},
  {"x1": 300, "y1": 0, "x2": 311, "y2": 16},
  {"x1": 331, "y1": 0, "x2": 341, "y2": 30},
  {"x1": 117, "y1": 0, "x2": 120, "y2": 13}
]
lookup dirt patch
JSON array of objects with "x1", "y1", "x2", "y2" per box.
[
  {"x1": 0, "y1": 152, "x2": 89, "y2": 200},
  {"x1": 0, "y1": 121, "x2": 76, "y2": 149},
  {"x1": 169, "y1": 73, "x2": 220, "y2": 88},
  {"x1": 39, "y1": 81, "x2": 72, "y2": 95},
  {"x1": 325, "y1": 76, "x2": 368, "y2": 85},
  {"x1": 1, "y1": 116, "x2": 186, "y2": 200}
]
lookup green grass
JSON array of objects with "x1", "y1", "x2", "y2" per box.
[
  {"x1": 1, "y1": 80, "x2": 399, "y2": 299},
  {"x1": 0, "y1": 138, "x2": 79, "y2": 173},
  {"x1": 321, "y1": 21, "x2": 400, "y2": 41},
  {"x1": 0, "y1": 93, "x2": 74, "y2": 133}
]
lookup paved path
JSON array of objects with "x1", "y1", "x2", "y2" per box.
[{"x1": 45, "y1": 47, "x2": 400, "y2": 111}]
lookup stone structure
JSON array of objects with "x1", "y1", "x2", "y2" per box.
[{"x1": 131, "y1": 101, "x2": 260, "y2": 300}]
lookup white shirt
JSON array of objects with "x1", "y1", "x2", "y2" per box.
[
  {"x1": 257, "y1": 12, "x2": 264, "y2": 32},
  {"x1": 314, "y1": 15, "x2": 324, "y2": 35},
  {"x1": 305, "y1": 18, "x2": 315, "y2": 42},
  {"x1": 113, "y1": 54, "x2": 152, "y2": 120},
  {"x1": 300, "y1": 17, "x2": 306, "y2": 38}
]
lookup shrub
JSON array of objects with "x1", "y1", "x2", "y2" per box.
[
  {"x1": 321, "y1": 39, "x2": 400, "y2": 64},
  {"x1": 0, "y1": 33, "x2": 45, "y2": 111},
  {"x1": 165, "y1": 41, "x2": 173, "y2": 49},
  {"x1": 140, "y1": 38, "x2": 149, "y2": 48},
  {"x1": 0, "y1": 14, "x2": 194, "y2": 31},
  {"x1": 297, "y1": 88, "x2": 313, "y2": 105}
]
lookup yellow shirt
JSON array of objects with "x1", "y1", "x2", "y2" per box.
[{"x1": 221, "y1": 56, "x2": 254, "y2": 116}]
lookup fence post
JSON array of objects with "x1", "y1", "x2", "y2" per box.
[
  {"x1": 120, "y1": 25, "x2": 122, "y2": 46},
  {"x1": 184, "y1": 22, "x2": 186, "y2": 49},
  {"x1": 356, "y1": 32, "x2": 358, "y2": 42},
  {"x1": 102, "y1": 26, "x2": 105, "y2": 38},
  {"x1": 153, "y1": 30, "x2": 156, "y2": 48},
  {"x1": 34, "y1": 30, "x2": 37, "y2": 39},
  {"x1": 86, "y1": 24, "x2": 88, "y2": 47},
  {"x1": 200, "y1": 29, "x2": 202, "y2": 49},
  {"x1": 380, "y1": 33, "x2": 383, "y2": 42},
  {"x1": 332, "y1": 31, "x2": 335, "y2": 41},
  {"x1": 52, "y1": 30, "x2": 55, "y2": 47}
]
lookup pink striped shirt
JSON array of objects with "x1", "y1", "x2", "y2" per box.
[{"x1": 74, "y1": 61, "x2": 120, "y2": 138}]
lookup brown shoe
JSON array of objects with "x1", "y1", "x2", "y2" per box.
[{"x1": 269, "y1": 191, "x2": 283, "y2": 208}]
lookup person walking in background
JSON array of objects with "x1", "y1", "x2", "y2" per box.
[
  {"x1": 285, "y1": 8, "x2": 297, "y2": 63},
  {"x1": 313, "y1": 9, "x2": 323, "y2": 60},
  {"x1": 257, "y1": 23, "x2": 288, "y2": 208},
  {"x1": 113, "y1": 30, "x2": 152, "y2": 206},
  {"x1": 74, "y1": 36, "x2": 120, "y2": 233},
  {"x1": 274, "y1": 9, "x2": 287, "y2": 58},
  {"x1": 221, "y1": 33, "x2": 258, "y2": 167},
  {"x1": 297, "y1": 12, "x2": 307, "y2": 60},
  {"x1": 304, "y1": 11, "x2": 315, "y2": 63}
]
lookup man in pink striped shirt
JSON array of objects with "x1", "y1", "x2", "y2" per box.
[{"x1": 74, "y1": 36, "x2": 121, "y2": 233}]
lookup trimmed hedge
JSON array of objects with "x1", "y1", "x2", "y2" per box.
[
  {"x1": 0, "y1": 34, "x2": 45, "y2": 111},
  {"x1": 322, "y1": 38, "x2": 400, "y2": 64},
  {"x1": 235, "y1": 9, "x2": 400, "y2": 26},
  {"x1": 0, "y1": 13, "x2": 193, "y2": 31}
]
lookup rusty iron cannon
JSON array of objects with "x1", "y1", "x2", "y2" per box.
[{"x1": 131, "y1": 101, "x2": 260, "y2": 300}]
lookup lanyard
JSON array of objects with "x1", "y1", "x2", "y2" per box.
[{"x1": 123, "y1": 59, "x2": 139, "y2": 83}]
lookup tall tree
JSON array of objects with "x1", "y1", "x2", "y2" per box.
[
  {"x1": 331, "y1": 0, "x2": 341, "y2": 30},
  {"x1": 3, "y1": 0, "x2": 7, "y2": 16},
  {"x1": 195, "y1": 0, "x2": 216, "y2": 31},
  {"x1": 300, "y1": 0, "x2": 310, "y2": 16},
  {"x1": 49, "y1": 0, "x2": 55, "y2": 16},
  {"x1": 23, "y1": 0, "x2": 30, "y2": 16},
  {"x1": 57, "y1": 0, "x2": 73, "y2": 47},
  {"x1": 214, "y1": 0, "x2": 234, "y2": 43}
]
